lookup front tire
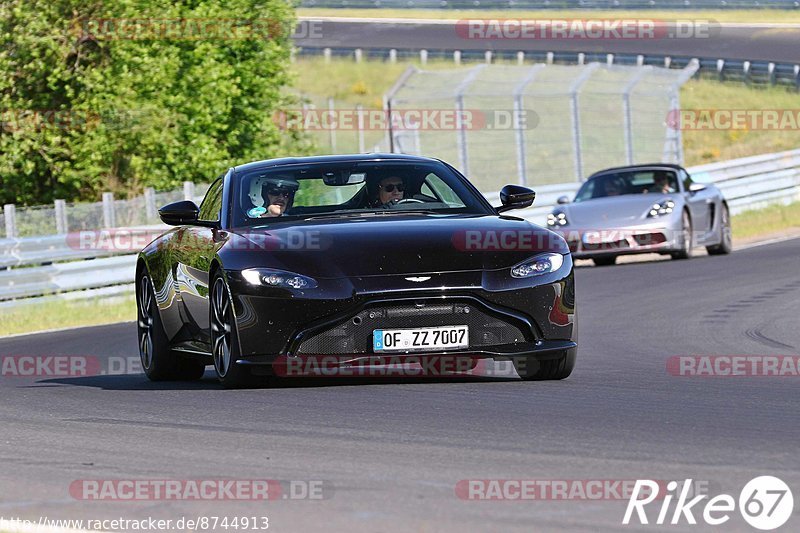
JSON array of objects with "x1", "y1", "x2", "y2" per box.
[
  {"x1": 210, "y1": 274, "x2": 258, "y2": 388},
  {"x1": 707, "y1": 204, "x2": 732, "y2": 255},
  {"x1": 671, "y1": 211, "x2": 693, "y2": 260},
  {"x1": 137, "y1": 273, "x2": 206, "y2": 381}
]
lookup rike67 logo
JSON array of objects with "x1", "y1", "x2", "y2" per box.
[{"x1": 623, "y1": 476, "x2": 793, "y2": 530}]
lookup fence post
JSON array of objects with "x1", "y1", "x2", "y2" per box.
[
  {"x1": 517, "y1": 51, "x2": 525, "y2": 65},
  {"x1": 453, "y1": 50, "x2": 461, "y2": 65},
  {"x1": 622, "y1": 67, "x2": 651, "y2": 166},
  {"x1": 328, "y1": 97, "x2": 337, "y2": 154},
  {"x1": 454, "y1": 65, "x2": 487, "y2": 176},
  {"x1": 354, "y1": 48, "x2": 363, "y2": 63},
  {"x1": 323, "y1": 48, "x2": 331, "y2": 64},
  {"x1": 546, "y1": 52, "x2": 554, "y2": 65},
  {"x1": 606, "y1": 54, "x2": 614, "y2": 65},
  {"x1": 183, "y1": 182, "x2": 195, "y2": 201},
  {"x1": 3, "y1": 204, "x2": 17, "y2": 239},
  {"x1": 389, "y1": 49, "x2": 397, "y2": 63},
  {"x1": 356, "y1": 104, "x2": 366, "y2": 153},
  {"x1": 577, "y1": 53, "x2": 585, "y2": 65},
  {"x1": 102, "y1": 192, "x2": 116, "y2": 228},
  {"x1": 637, "y1": 55, "x2": 644, "y2": 66},
  {"x1": 420, "y1": 49, "x2": 428, "y2": 65},
  {"x1": 569, "y1": 64, "x2": 600, "y2": 181},
  {"x1": 513, "y1": 64, "x2": 547, "y2": 186},
  {"x1": 484, "y1": 50, "x2": 492, "y2": 64},
  {"x1": 54, "y1": 199, "x2": 67, "y2": 235},
  {"x1": 144, "y1": 187, "x2": 157, "y2": 221}
]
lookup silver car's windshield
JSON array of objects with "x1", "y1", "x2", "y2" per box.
[{"x1": 574, "y1": 170, "x2": 678, "y2": 202}]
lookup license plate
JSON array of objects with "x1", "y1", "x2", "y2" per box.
[{"x1": 373, "y1": 326, "x2": 469, "y2": 352}]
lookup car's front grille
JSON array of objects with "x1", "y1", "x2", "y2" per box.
[{"x1": 296, "y1": 301, "x2": 529, "y2": 355}]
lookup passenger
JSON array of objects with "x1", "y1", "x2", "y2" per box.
[
  {"x1": 247, "y1": 175, "x2": 299, "y2": 218},
  {"x1": 604, "y1": 179, "x2": 622, "y2": 197}
]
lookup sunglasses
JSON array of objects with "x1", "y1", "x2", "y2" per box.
[
  {"x1": 267, "y1": 189, "x2": 291, "y2": 197},
  {"x1": 381, "y1": 183, "x2": 405, "y2": 193}
]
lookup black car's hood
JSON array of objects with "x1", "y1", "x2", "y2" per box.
[{"x1": 221, "y1": 213, "x2": 566, "y2": 278}]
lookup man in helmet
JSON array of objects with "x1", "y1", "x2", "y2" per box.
[{"x1": 247, "y1": 175, "x2": 299, "y2": 218}]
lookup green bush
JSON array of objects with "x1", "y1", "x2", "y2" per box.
[{"x1": 0, "y1": 0, "x2": 308, "y2": 205}]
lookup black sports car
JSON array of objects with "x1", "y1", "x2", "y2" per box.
[{"x1": 136, "y1": 154, "x2": 577, "y2": 387}]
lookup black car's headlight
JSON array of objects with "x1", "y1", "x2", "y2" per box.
[
  {"x1": 547, "y1": 211, "x2": 569, "y2": 227},
  {"x1": 241, "y1": 268, "x2": 318, "y2": 289},
  {"x1": 511, "y1": 253, "x2": 565, "y2": 278},
  {"x1": 647, "y1": 199, "x2": 676, "y2": 218}
]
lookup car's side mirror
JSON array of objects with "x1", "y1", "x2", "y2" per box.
[
  {"x1": 158, "y1": 200, "x2": 215, "y2": 227},
  {"x1": 497, "y1": 185, "x2": 536, "y2": 213},
  {"x1": 688, "y1": 183, "x2": 707, "y2": 193},
  {"x1": 557, "y1": 195, "x2": 571, "y2": 205}
]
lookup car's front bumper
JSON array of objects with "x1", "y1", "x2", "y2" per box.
[
  {"x1": 552, "y1": 222, "x2": 682, "y2": 259},
  {"x1": 224, "y1": 259, "x2": 576, "y2": 366}
]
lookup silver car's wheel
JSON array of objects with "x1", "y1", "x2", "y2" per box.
[
  {"x1": 211, "y1": 278, "x2": 232, "y2": 378},
  {"x1": 671, "y1": 211, "x2": 693, "y2": 260},
  {"x1": 707, "y1": 204, "x2": 732, "y2": 255}
]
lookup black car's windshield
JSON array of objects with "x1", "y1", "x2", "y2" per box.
[
  {"x1": 231, "y1": 160, "x2": 489, "y2": 226},
  {"x1": 574, "y1": 169, "x2": 679, "y2": 202}
]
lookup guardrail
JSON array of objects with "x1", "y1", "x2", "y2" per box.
[
  {"x1": 0, "y1": 150, "x2": 797, "y2": 305},
  {"x1": 300, "y1": 0, "x2": 800, "y2": 7},
  {"x1": 297, "y1": 47, "x2": 800, "y2": 90}
]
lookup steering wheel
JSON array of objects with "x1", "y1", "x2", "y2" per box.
[{"x1": 395, "y1": 198, "x2": 425, "y2": 204}]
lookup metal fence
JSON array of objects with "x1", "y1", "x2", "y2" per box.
[
  {"x1": 296, "y1": 47, "x2": 800, "y2": 90},
  {"x1": 383, "y1": 62, "x2": 697, "y2": 190},
  {"x1": 2, "y1": 183, "x2": 207, "y2": 239},
  {"x1": 300, "y1": 0, "x2": 800, "y2": 7}
]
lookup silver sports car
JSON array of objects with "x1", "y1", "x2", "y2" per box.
[{"x1": 548, "y1": 164, "x2": 732, "y2": 266}]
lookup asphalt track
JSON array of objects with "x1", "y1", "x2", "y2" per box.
[
  {"x1": 295, "y1": 18, "x2": 800, "y2": 63},
  {"x1": 1, "y1": 237, "x2": 799, "y2": 532}
]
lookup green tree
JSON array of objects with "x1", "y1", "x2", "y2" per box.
[{"x1": 0, "y1": 0, "x2": 307, "y2": 205}]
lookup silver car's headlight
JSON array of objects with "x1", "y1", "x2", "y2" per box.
[
  {"x1": 511, "y1": 253, "x2": 565, "y2": 278},
  {"x1": 647, "y1": 199, "x2": 676, "y2": 218},
  {"x1": 241, "y1": 268, "x2": 318, "y2": 289},
  {"x1": 547, "y1": 211, "x2": 569, "y2": 227}
]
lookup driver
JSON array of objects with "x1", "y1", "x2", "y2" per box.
[
  {"x1": 371, "y1": 175, "x2": 405, "y2": 207},
  {"x1": 247, "y1": 175, "x2": 299, "y2": 218},
  {"x1": 645, "y1": 172, "x2": 674, "y2": 194}
]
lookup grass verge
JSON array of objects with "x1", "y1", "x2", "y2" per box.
[
  {"x1": 2, "y1": 201, "x2": 799, "y2": 336},
  {"x1": 732, "y1": 201, "x2": 800, "y2": 241},
  {"x1": 299, "y1": 8, "x2": 800, "y2": 23},
  {"x1": 0, "y1": 295, "x2": 135, "y2": 337}
]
